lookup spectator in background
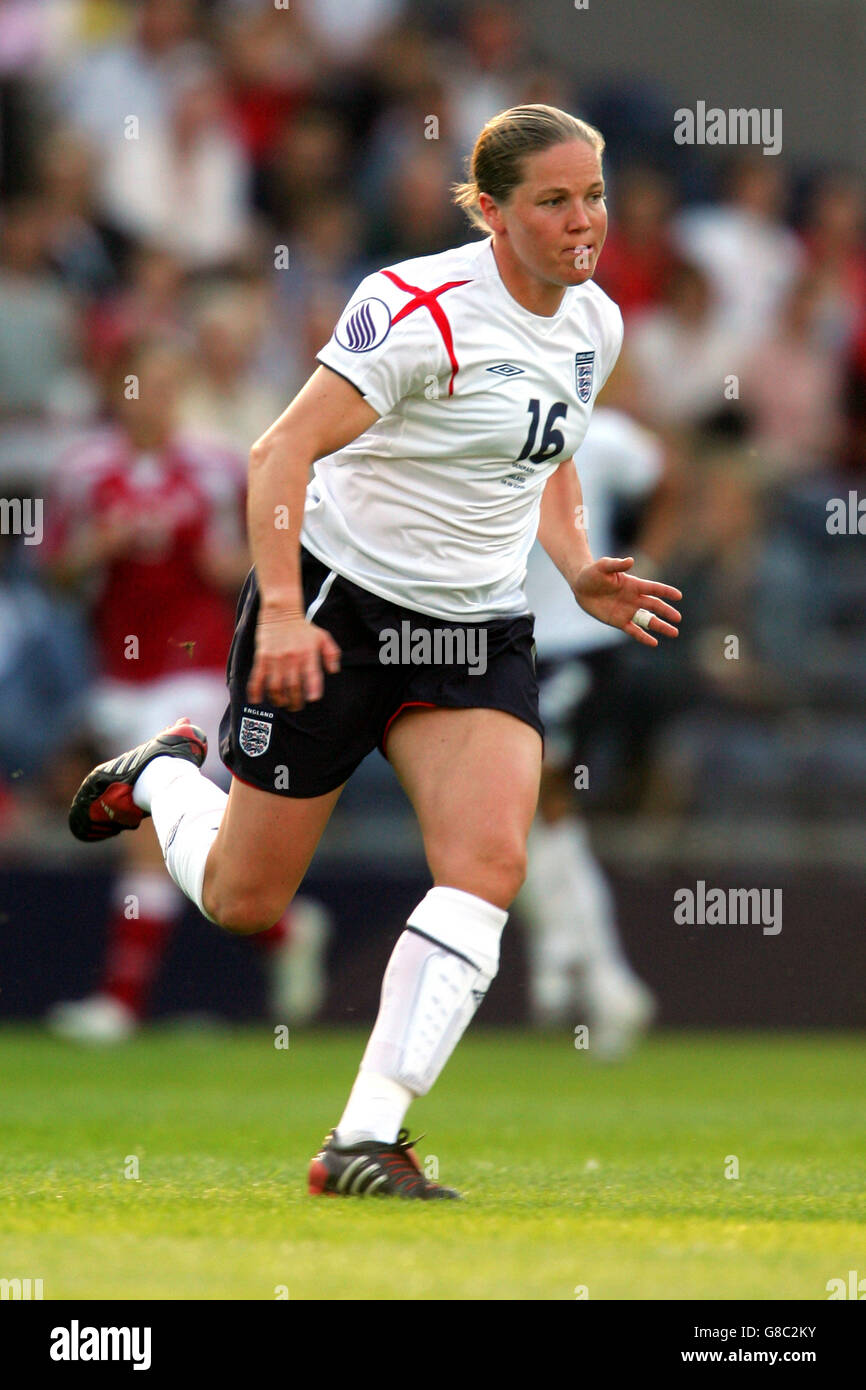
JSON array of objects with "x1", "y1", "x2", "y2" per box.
[
  {"x1": 674, "y1": 155, "x2": 804, "y2": 349},
  {"x1": 365, "y1": 143, "x2": 469, "y2": 262},
  {"x1": 218, "y1": 1, "x2": 316, "y2": 199},
  {"x1": 357, "y1": 29, "x2": 459, "y2": 220},
  {"x1": 37, "y1": 126, "x2": 116, "y2": 298},
  {"x1": 83, "y1": 243, "x2": 190, "y2": 389},
  {"x1": 846, "y1": 316, "x2": 866, "y2": 470},
  {"x1": 642, "y1": 442, "x2": 786, "y2": 818},
  {"x1": 0, "y1": 0, "x2": 93, "y2": 198},
  {"x1": 595, "y1": 165, "x2": 677, "y2": 321},
  {"x1": 515, "y1": 64, "x2": 578, "y2": 117},
  {"x1": 627, "y1": 260, "x2": 744, "y2": 436},
  {"x1": 268, "y1": 197, "x2": 370, "y2": 394},
  {"x1": 742, "y1": 274, "x2": 843, "y2": 480},
  {"x1": 94, "y1": 62, "x2": 253, "y2": 270},
  {"x1": 297, "y1": 0, "x2": 407, "y2": 68},
  {"x1": 443, "y1": 1, "x2": 535, "y2": 153},
  {"x1": 0, "y1": 196, "x2": 81, "y2": 419},
  {"x1": 295, "y1": 281, "x2": 357, "y2": 373},
  {"x1": 283, "y1": 196, "x2": 368, "y2": 291},
  {"x1": 58, "y1": 0, "x2": 203, "y2": 155},
  {"x1": 260, "y1": 103, "x2": 351, "y2": 232},
  {"x1": 178, "y1": 283, "x2": 287, "y2": 455},
  {"x1": 800, "y1": 170, "x2": 866, "y2": 359}
]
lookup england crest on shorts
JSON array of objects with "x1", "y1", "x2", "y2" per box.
[
  {"x1": 239, "y1": 716, "x2": 272, "y2": 758},
  {"x1": 574, "y1": 350, "x2": 595, "y2": 403}
]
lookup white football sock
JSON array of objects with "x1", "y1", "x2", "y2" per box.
[
  {"x1": 336, "y1": 886, "x2": 507, "y2": 1145},
  {"x1": 133, "y1": 754, "x2": 197, "y2": 813},
  {"x1": 134, "y1": 757, "x2": 227, "y2": 922},
  {"x1": 334, "y1": 1072, "x2": 414, "y2": 1149}
]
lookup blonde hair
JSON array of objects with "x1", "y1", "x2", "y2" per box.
[{"x1": 453, "y1": 104, "x2": 605, "y2": 232}]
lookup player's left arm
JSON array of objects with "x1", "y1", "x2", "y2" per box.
[{"x1": 537, "y1": 457, "x2": 682, "y2": 648}]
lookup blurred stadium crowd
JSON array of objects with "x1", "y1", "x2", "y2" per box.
[{"x1": 1, "y1": 0, "x2": 865, "y2": 844}]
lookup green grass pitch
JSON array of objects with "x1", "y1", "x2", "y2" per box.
[{"x1": 2, "y1": 1027, "x2": 864, "y2": 1300}]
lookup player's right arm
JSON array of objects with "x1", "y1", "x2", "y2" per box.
[{"x1": 245, "y1": 365, "x2": 379, "y2": 710}]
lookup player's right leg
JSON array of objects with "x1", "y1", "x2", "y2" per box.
[
  {"x1": 68, "y1": 552, "x2": 370, "y2": 932},
  {"x1": 69, "y1": 718, "x2": 342, "y2": 933},
  {"x1": 200, "y1": 774, "x2": 341, "y2": 931}
]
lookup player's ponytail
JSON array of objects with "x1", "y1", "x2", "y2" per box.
[{"x1": 452, "y1": 104, "x2": 605, "y2": 232}]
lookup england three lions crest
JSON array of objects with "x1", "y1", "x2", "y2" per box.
[
  {"x1": 574, "y1": 350, "x2": 595, "y2": 403},
  {"x1": 239, "y1": 716, "x2": 272, "y2": 757}
]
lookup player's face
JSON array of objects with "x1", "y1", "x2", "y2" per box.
[{"x1": 499, "y1": 140, "x2": 608, "y2": 287}]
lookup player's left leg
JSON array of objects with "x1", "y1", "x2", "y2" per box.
[
  {"x1": 308, "y1": 708, "x2": 541, "y2": 1199},
  {"x1": 387, "y1": 706, "x2": 541, "y2": 907}
]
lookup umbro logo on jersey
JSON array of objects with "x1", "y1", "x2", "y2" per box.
[
  {"x1": 335, "y1": 296, "x2": 392, "y2": 352},
  {"x1": 486, "y1": 363, "x2": 525, "y2": 378}
]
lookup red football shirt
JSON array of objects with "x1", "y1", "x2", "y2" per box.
[{"x1": 46, "y1": 427, "x2": 246, "y2": 682}]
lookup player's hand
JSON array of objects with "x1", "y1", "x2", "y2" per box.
[
  {"x1": 90, "y1": 512, "x2": 145, "y2": 560},
  {"x1": 89, "y1": 508, "x2": 174, "y2": 561},
  {"x1": 247, "y1": 608, "x2": 341, "y2": 710},
  {"x1": 573, "y1": 557, "x2": 682, "y2": 647}
]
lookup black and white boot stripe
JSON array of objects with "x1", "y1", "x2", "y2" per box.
[{"x1": 308, "y1": 1128, "x2": 461, "y2": 1200}]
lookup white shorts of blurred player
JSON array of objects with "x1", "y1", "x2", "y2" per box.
[
  {"x1": 88, "y1": 672, "x2": 230, "y2": 788},
  {"x1": 517, "y1": 654, "x2": 656, "y2": 1057}
]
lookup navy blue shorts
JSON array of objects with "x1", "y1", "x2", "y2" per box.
[{"x1": 219, "y1": 548, "x2": 543, "y2": 798}]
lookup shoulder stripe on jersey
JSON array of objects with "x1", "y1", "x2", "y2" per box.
[{"x1": 380, "y1": 270, "x2": 471, "y2": 396}]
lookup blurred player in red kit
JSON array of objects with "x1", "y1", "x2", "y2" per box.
[{"x1": 46, "y1": 337, "x2": 329, "y2": 1040}]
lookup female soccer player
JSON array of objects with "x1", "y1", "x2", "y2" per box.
[{"x1": 69, "y1": 105, "x2": 682, "y2": 1199}]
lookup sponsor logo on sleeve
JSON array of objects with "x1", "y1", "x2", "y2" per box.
[{"x1": 335, "y1": 297, "x2": 392, "y2": 352}]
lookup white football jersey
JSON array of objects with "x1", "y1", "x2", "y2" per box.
[
  {"x1": 524, "y1": 408, "x2": 663, "y2": 659},
  {"x1": 303, "y1": 236, "x2": 624, "y2": 620}
]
